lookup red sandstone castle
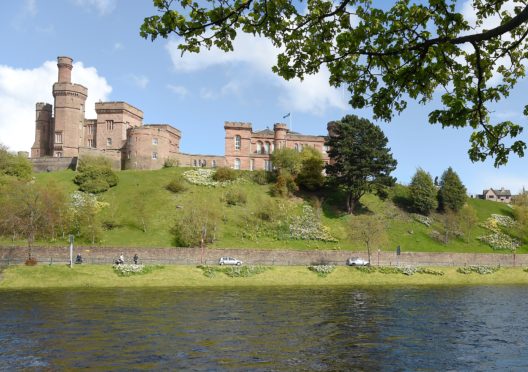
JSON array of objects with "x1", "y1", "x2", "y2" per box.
[{"x1": 31, "y1": 56, "x2": 329, "y2": 171}]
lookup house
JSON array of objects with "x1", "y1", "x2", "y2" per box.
[{"x1": 481, "y1": 187, "x2": 512, "y2": 203}]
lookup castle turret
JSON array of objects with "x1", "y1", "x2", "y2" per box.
[
  {"x1": 273, "y1": 123, "x2": 288, "y2": 150},
  {"x1": 52, "y1": 56, "x2": 88, "y2": 157},
  {"x1": 31, "y1": 103, "x2": 53, "y2": 158}
]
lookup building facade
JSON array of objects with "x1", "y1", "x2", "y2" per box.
[
  {"x1": 31, "y1": 56, "x2": 329, "y2": 171},
  {"x1": 481, "y1": 188, "x2": 512, "y2": 203},
  {"x1": 224, "y1": 122, "x2": 330, "y2": 171}
]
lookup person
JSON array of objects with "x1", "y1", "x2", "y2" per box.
[
  {"x1": 75, "y1": 253, "x2": 83, "y2": 264},
  {"x1": 133, "y1": 254, "x2": 138, "y2": 265},
  {"x1": 118, "y1": 254, "x2": 124, "y2": 265}
]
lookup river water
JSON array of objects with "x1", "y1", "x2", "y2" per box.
[{"x1": 1, "y1": 286, "x2": 527, "y2": 370}]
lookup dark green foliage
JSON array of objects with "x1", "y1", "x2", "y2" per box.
[
  {"x1": 74, "y1": 156, "x2": 118, "y2": 193},
  {"x1": 297, "y1": 147, "x2": 325, "y2": 191},
  {"x1": 251, "y1": 169, "x2": 271, "y2": 185},
  {"x1": 270, "y1": 147, "x2": 302, "y2": 176},
  {"x1": 325, "y1": 115, "x2": 397, "y2": 213},
  {"x1": 224, "y1": 188, "x2": 247, "y2": 206},
  {"x1": 166, "y1": 177, "x2": 187, "y2": 193},
  {"x1": 270, "y1": 170, "x2": 298, "y2": 197},
  {"x1": 437, "y1": 167, "x2": 467, "y2": 212},
  {"x1": 0, "y1": 145, "x2": 32, "y2": 181},
  {"x1": 409, "y1": 168, "x2": 437, "y2": 215},
  {"x1": 212, "y1": 166, "x2": 238, "y2": 182},
  {"x1": 197, "y1": 265, "x2": 271, "y2": 278}
]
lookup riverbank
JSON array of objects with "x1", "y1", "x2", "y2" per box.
[{"x1": 1, "y1": 265, "x2": 528, "y2": 289}]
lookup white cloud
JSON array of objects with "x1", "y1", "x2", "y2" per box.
[
  {"x1": 73, "y1": 0, "x2": 117, "y2": 15},
  {"x1": 166, "y1": 32, "x2": 347, "y2": 115},
  {"x1": 128, "y1": 74, "x2": 149, "y2": 89},
  {"x1": 167, "y1": 84, "x2": 188, "y2": 98},
  {"x1": 25, "y1": 0, "x2": 37, "y2": 16},
  {"x1": 0, "y1": 60, "x2": 112, "y2": 152}
]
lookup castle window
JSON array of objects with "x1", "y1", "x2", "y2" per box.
[
  {"x1": 234, "y1": 158, "x2": 241, "y2": 170},
  {"x1": 107, "y1": 138, "x2": 112, "y2": 146},
  {"x1": 152, "y1": 152, "x2": 158, "y2": 160},
  {"x1": 235, "y1": 135, "x2": 241, "y2": 150},
  {"x1": 264, "y1": 142, "x2": 271, "y2": 154},
  {"x1": 55, "y1": 132, "x2": 63, "y2": 144},
  {"x1": 264, "y1": 160, "x2": 272, "y2": 171},
  {"x1": 212, "y1": 160, "x2": 216, "y2": 168},
  {"x1": 294, "y1": 143, "x2": 299, "y2": 151},
  {"x1": 250, "y1": 159, "x2": 255, "y2": 171},
  {"x1": 152, "y1": 138, "x2": 158, "y2": 145},
  {"x1": 88, "y1": 124, "x2": 95, "y2": 134},
  {"x1": 193, "y1": 159, "x2": 197, "y2": 167},
  {"x1": 202, "y1": 160, "x2": 207, "y2": 167},
  {"x1": 106, "y1": 120, "x2": 114, "y2": 131},
  {"x1": 88, "y1": 139, "x2": 95, "y2": 148},
  {"x1": 256, "y1": 141, "x2": 263, "y2": 154}
]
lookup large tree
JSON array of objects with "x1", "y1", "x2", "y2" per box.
[
  {"x1": 409, "y1": 168, "x2": 437, "y2": 215},
  {"x1": 325, "y1": 115, "x2": 397, "y2": 214},
  {"x1": 437, "y1": 167, "x2": 467, "y2": 212},
  {"x1": 141, "y1": 1, "x2": 528, "y2": 166}
]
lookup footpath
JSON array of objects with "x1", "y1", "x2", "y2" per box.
[{"x1": 0, "y1": 246, "x2": 525, "y2": 267}]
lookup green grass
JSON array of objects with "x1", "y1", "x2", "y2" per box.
[
  {"x1": 2, "y1": 264, "x2": 528, "y2": 289},
  {"x1": 1, "y1": 168, "x2": 523, "y2": 254}
]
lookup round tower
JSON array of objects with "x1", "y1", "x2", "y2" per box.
[
  {"x1": 57, "y1": 56, "x2": 73, "y2": 83},
  {"x1": 31, "y1": 102, "x2": 53, "y2": 158},
  {"x1": 52, "y1": 56, "x2": 88, "y2": 157},
  {"x1": 273, "y1": 123, "x2": 288, "y2": 150}
]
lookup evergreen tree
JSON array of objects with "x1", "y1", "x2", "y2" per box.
[
  {"x1": 409, "y1": 168, "x2": 436, "y2": 215},
  {"x1": 438, "y1": 167, "x2": 467, "y2": 212},
  {"x1": 326, "y1": 115, "x2": 397, "y2": 214}
]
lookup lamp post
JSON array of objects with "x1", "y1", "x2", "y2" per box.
[{"x1": 69, "y1": 234, "x2": 74, "y2": 268}]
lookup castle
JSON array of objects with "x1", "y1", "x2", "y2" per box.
[{"x1": 31, "y1": 56, "x2": 329, "y2": 171}]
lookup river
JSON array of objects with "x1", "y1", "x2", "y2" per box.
[{"x1": 0, "y1": 286, "x2": 527, "y2": 370}]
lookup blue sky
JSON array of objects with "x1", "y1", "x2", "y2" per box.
[{"x1": 0, "y1": 0, "x2": 527, "y2": 195}]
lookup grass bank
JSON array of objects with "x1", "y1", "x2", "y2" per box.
[{"x1": 1, "y1": 265, "x2": 528, "y2": 289}]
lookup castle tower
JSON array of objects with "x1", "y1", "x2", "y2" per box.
[
  {"x1": 31, "y1": 103, "x2": 53, "y2": 157},
  {"x1": 224, "y1": 121, "x2": 252, "y2": 169},
  {"x1": 52, "y1": 56, "x2": 88, "y2": 157},
  {"x1": 273, "y1": 123, "x2": 288, "y2": 150}
]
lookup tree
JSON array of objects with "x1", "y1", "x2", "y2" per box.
[
  {"x1": 409, "y1": 168, "x2": 436, "y2": 215},
  {"x1": 172, "y1": 196, "x2": 222, "y2": 247},
  {"x1": 437, "y1": 167, "x2": 467, "y2": 212},
  {"x1": 348, "y1": 215, "x2": 388, "y2": 264},
  {"x1": 325, "y1": 115, "x2": 397, "y2": 214},
  {"x1": 270, "y1": 147, "x2": 302, "y2": 176},
  {"x1": 458, "y1": 204, "x2": 479, "y2": 243},
  {"x1": 0, "y1": 144, "x2": 32, "y2": 181},
  {"x1": 141, "y1": 1, "x2": 528, "y2": 166},
  {"x1": 297, "y1": 147, "x2": 325, "y2": 191}
]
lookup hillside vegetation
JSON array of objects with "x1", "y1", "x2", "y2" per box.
[{"x1": 2, "y1": 167, "x2": 524, "y2": 254}]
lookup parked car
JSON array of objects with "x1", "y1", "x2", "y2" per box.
[
  {"x1": 346, "y1": 257, "x2": 369, "y2": 266},
  {"x1": 219, "y1": 257, "x2": 242, "y2": 266}
]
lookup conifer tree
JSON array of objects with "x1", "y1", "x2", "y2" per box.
[
  {"x1": 438, "y1": 167, "x2": 467, "y2": 212},
  {"x1": 409, "y1": 168, "x2": 436, "y2": 215}
]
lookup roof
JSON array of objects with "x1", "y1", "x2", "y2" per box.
[
  {"x1": 483, "y1": 188, "x2": 512, "y2": 196},
  {"x1": 253, "y1": 128, "x2": 275, "y2": 135}
]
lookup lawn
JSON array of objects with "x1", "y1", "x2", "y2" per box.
[{"x1": 2, "y1": 264, "x2": 528, "y2": 289}]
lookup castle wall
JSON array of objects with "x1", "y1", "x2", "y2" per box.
[
  {"x1": 95, "y1": 102, "x2": 143, "y2": 154},
  {"x1": 31, "y1": 103, "x2": 53, "y2": 158},
  {"x1": 125, "y1": 125, "x2": 180, "y2": 170}
]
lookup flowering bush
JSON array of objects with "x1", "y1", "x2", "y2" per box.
[
  {"x1": 197, "y1": 265, "x2": 271, "y2": 278},
  {"x1": 289, "y1": 205, "x2": 337, "y2": 242},
  {"x1": 367, "y1": 266, "x2": 444, "y2": 276},
  {"x1": 478, "y1": 232, "x2": 520, "y2": 251},
  {"x1": 183, "y1": 169, "x2": 239, "y2": 187},
  {"x1": 412, "y1": 214, "x2": 433, "y2": 227},
  {"x1": 491, "y1": 214, "x2": 516, "y2": 228},
  {"x1": 354, "y1": 266, "x2": 377, "y2": 273},
  {"x1": 457, "y1": 265, "x2": 500, "y2": 275},
  {"x1": 112, "y1": 264, "x2": 163, "y2": 277},
  {"x1": 308, "y1": 264, "x2": 335, "y2": 277},
  {"x1": 416, "y1": 267, "x2": 445, "y2": 276}
]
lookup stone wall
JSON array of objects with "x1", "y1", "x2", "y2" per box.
[
  {"x1": 1, "y1": 246, "x2": 525, "y2": 267},
  {"x1": 31, "y1": 157, "x2": 77, "y2": 172}
]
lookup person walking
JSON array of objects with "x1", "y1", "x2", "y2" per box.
[{"x1": 133, "y1": 254, "x2": 138, "y2": 265}]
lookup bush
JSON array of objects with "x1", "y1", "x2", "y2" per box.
[
  {"x1": 74, "y1": 156, "x2": 118, "y2": 193},
  {"x1": 163, "y1": 158, "x2": 179, "y2": 168},
  {"x1": 224, "y1": 188, "x2": 247, "y2": 206},
  {"x1": 25, "y1": 257, "x2": 38, "y2": 266},
  {"x1": 270, "y1": 170, "x2": 298, "y2": 197},
  {"x1": 212, "y1": 167, "x2": 238, "y2": 182},
  {"x1": 457, "y1": 265, "x2": 500, "y2": 275},
  {"x1": 355, "y1": 266, "x2": 377, "y2": 273},
  {"x1": 197, "y1": 265, "x2": 271, "y2": 278},
  {"x1": 166, "y1": 177, "x2": 187, "y2": 193},
  {"x1": 308, "y1": 264, "x2": 335, "y2": 277},
  {"x1": 78, "y1": 178, "x2": 111, "y2": 193},
  {"x1": 251, "y1": 169, "x2": 270, "y2": 185}
]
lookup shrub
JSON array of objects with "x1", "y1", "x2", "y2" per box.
[
  {"x1": 251, "y1": 169, "x2": 270, "y2": 185},
  {"x1": 74, "y1": 156, "x2": 118, "y2": 193},
  {"x1": 197, "y1": 265, "x2": 271, "y2": 278},
  {"x1": 224, "y1": 188, "x2": 247, "y2": 206},
  {"x1": 183, "y1": 168, "x2": 237, "y2": 187},
  {"x1": 163, "y1": 158, "x2": 179, "y2": 168},
  {"x1": 478, "y1": 232, "x2": 520, "y2": 251},
  {"x1": 457, "y1": 265, "x2": 500, "y2": 275},
  {"x1": 355, "y1": 266, "x2": 377, "y2": 273},
  {"x1": 270, "y1": 170, "x2": 298, "y2": 197},
  {"x1": 308, "y1": 264, "x2": 335, "y2": 277},
  {"x1": 166, "y1": 177, "x2": 187, "y2": 193},
  {"x1": 112, "y1": 264, "x2": 164, "y2": 277},
  {"x1": 213, "y1": 167, "x2": 238, "y2": 182},
  {"x1": 25, "y1": 257, "x2": 38, "y2": 266},
  {"x1": 416, "y1": 267, "x2": 445, "y2": 276}
]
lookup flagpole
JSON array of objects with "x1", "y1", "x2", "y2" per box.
[{"x1": 289, "y1": 113, "x2": 292, "y2": 131}]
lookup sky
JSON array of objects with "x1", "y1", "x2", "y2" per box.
[{"x1": 0, "y1": 0, "x2": 527, "y2": 195}]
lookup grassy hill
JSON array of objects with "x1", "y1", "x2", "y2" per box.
[{"x1": 10, "y1": 167, "x2": 525, "y2": 253}]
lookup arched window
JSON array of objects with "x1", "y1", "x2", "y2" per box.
[
  {"x1": 265, "y1": 142, "x2": 271, "y2": 154},
  {"x1": 234, "y1": 135, "x2": 241, "y2": 150},
  {"x1": 234, "y1": 158, "x2": 241, "y2": 170},
  {"x1": 294, "y1": 143, "x2": 299, "y2": 152},
  {"x1": 202, "y1": 159, "x2": 207, "y2": 167},
  {"x1": 212, "y1": 160, "x2": 217, "y2": 168},
  {"x1": 193, "y1": 159, "x2": 197, "y2": 167},
  {"x1": 256, "y1": 141, "x2": 263, "y2": 154}
]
